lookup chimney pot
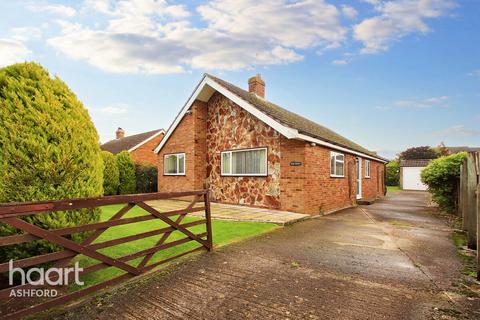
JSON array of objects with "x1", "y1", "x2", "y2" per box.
[
  {"x1": 248, "y1": 74, "x2": 265, "y2": 98},
  {"x1": 116, "y1": 127, "x2": 125, "y2": 139}
]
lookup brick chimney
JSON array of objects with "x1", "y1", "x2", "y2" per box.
[
  {"x1": 248, "y1": 74, "x2": 265, "y2": 98},
  {"x1": 116, "y1": 127, "x2": 125, "y2": 139}
]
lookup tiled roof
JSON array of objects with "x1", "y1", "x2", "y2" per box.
[
  {"x1": 207, "y1": 74, "x2": 385, "y2": 161},
  {"x1": 400, "y1": 159, "x2": 432, "y2": 167},
  {"x1": 101, "y1": 129, "x2": 163, "y2": 154}
]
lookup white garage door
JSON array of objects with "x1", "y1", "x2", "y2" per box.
[{"x1": 402, "y1": 167, "x2": 428, "y2": 191}]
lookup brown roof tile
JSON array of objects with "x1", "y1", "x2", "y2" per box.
[
  {"x1": 207, "y1": 74, "x2": 385, "y2": 160},
  {"x1": 101, "y1": 129, "x2": 163, "y2": 154},
  {"x1": 400, "y1": 159, "x2": 432, "y2": 167}
]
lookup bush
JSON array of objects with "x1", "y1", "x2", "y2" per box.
[
  {"x1": 421, "y1": 152, "x2": 467, "y2": 213},
  {"x1": 0, "y1": 62, "x2": 103, "y2": 262},
  {"x1": 116, "y1": 151, "x2": 136, "y2": 194},
  {"x1": 386, "y1": 160, "x2": 400, "y2": 186},
  {"x1": 101, "y1": 151, "x2": 120, "y2": 195},
  {"x1": 135, "y1": 163, "x2": 158, "y2": 193}
]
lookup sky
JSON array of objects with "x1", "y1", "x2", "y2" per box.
[{"x1": 0, "y1": 0, "x2": 479, "y2": 159}]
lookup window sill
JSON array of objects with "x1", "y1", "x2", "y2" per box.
[
  {"x1": 163, "y1": 173, "x2": 186, "y2": 176},
  {"x1": 330, "y1": 174, "x2": 345, "y2": 178},
  {"x1": 221, "y1": 174, "x2": 268, "y2": 177}
]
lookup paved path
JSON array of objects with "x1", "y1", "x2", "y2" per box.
[
  {"x1": 148, "y1": 199, "x2": 310, "y2": 225},
  {"x1": 52, "y1": 192, "x2": 479, "y2": 319}
]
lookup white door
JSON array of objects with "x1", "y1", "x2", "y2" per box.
[
  {"x1": 356, "y1": 158, "x2": 362, "y2": 199},
  {"x1": 402, "y1": 167, "x2": 428, "y2": 190}
]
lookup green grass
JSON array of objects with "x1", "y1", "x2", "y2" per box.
[
  {"x1": 450, "y1": 231, "x2": 477, "y2": 278},
  {"x1": 387, "y1": 186, "x2": 401, "y2": 192},
  {"x1": 72, "y1": 205, "x2": 278, "y2": 289}
]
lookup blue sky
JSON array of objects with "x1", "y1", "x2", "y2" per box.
[{"x1": 0, "y1": 0, "x2": 478, "y2": 159}]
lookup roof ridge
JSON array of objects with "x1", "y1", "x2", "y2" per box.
[{"x1": 206, "y1": 74, "x2": 382, "y2": 160}]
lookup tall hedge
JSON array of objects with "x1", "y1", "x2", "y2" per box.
[
  {"x1": 421, "y1": 152, "x2": 467, "y2": 213},
  {"x1": 386, "y1": 160, "x2": 400, "y2": 186},
  {"x1": 0, "y1": 62, "x2": 103, "y2": 262},
  {"x1": 116, "y1": 151, "x2": 136, "y2": 194},
  {"x1": 135, "y1": 163, "x2": 158, "y2": 193},
  {"x1": 101, "y1": 151, "x2": 120, "y2": 195}
]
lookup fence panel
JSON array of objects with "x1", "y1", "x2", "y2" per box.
[{"x1": 0, "y1": 190, "x2": 212, "y2": 319}]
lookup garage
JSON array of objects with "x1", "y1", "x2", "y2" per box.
[{"x1": 400, "y1": 159, "x2": 431, "y2": 191}]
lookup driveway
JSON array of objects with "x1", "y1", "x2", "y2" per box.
[{"x1": 51, "y1": 191, "x2": 479, "y2": 319}]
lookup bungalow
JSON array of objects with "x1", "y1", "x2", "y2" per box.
[
  {"x1": 154, "y1": 74, "x2": 387, "y2": 215},
  {"x1": 101, "y1": 127, "x2": 165, "y2": 165}
]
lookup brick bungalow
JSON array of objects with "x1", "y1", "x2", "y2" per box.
[
  {"x1": 154, "y1": 74, "x2": 387, "y2": 215},
  {"x1": 101, "y1": 128, "x2": 165, "y2": 165}
]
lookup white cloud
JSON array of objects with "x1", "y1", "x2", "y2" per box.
[
  {"x1": 341, "y1": 5, "x2": 358, "y2": 19},
  {"x1": 434, "y1": 125, "x2": 480, "y2": 137},
  {"x1": 332, "y1": 59, "x2": 348, "y2": 65},
  {"x1": 375, "y1": 105, "x2": 391, "y2": 110},
  {"x1": 99, "y1": 104, "x2": 129, "y2": 114},
  {"x1": 48, "y1": 0, "x2": 345, "y2": 74},
  {"x1": 354, "y1": 0, "x2": 456, "y2": 54},
  {"x1": 10, "y1": 27, "x2": 43, "y2": 41},
  {"x1": 395, "y1": 95, "x2": 449, "y2": 108},
  {"x1": 467, "y1": 69, "x2": 480, "y2": 77},
  {"x1": 0, "y1": 38, "x2": 31, "y2": 67},
  {"x1": 28, "y1": 3, "x2": 77, "y2": 17}
]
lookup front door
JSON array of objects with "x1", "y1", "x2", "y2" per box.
[{"x1": 356, "y1": 158, "x2": 362, "y2": 199}]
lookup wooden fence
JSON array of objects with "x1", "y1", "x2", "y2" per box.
[
  {"x1": 458, "y1": 152, "x2": 480, "y2": 280},
  {"x1": 0, "y1": 190, "x2": 212, "y2": 319}
]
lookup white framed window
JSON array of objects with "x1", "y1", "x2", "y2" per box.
[
  {"x1": 164, "y1": 153, "x2": 185, "y2": 175},
  {"x1": 330, "y1": 151, "x2": 345, "y2": 177},
  {"x1": 221, "y1": 147, "x2": 268, "y2": 176},
  {"x1": 365, "y1": 160, "x2": 371, "y2": 178}
]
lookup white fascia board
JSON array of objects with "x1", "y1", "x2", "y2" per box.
[
  {"x1": 154, "y1": 75, "x2": 298, "y2": 154},
  {"x1": 154, "y1": 76, "x2": 209, "y2": 154},
  {"x1": 128, "y1": 129, "x2": 166, "y2": 153},
  {"x1": 297, "y1": 133, "x2": 388, "y2": 163},
  {"x1": 204, "y1": 78, "x2": 298, "y2": 139}
]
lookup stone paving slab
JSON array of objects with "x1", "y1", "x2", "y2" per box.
[{"x1": 147, "y1": 199, "x2": 310, "y2": 225}]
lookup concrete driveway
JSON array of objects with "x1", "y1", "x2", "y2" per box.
[{"x1": 52, "y1": 191, "x2": 479, "y2": 319}]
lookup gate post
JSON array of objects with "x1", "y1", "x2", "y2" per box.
[{"x1": 204, "y1": 189, "x2": 213, "y2": 251}]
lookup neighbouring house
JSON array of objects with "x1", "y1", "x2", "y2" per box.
[
  {"x1": 445, "y1": 146, "x2": 480, "y2": 154},
  {"x1": 101, "y1": 128, "x2": 165, "y2": 165},
  {"x1": 154, "y1": 74, "x2": 388, "y2": 215},
  {"x1": 399, "y1": 159, "x2": 431, "y2": 191}
]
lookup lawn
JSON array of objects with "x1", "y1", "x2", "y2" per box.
[
  {"x1": 387, "y1": 186, "x2": 401, "y2": 193},
  {"x1": 72, "y1": 204, "x2": 278, "y2": 289}
]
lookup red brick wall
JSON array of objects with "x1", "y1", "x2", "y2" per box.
[
  {"x1": 157, "y1": 101, "x2": 207, "y2": 192},
  {"x1": 361, "y1": 159, "x2": 385, "y2": 199},
  {"x1": 279, "y1": 137, "x2": 306, "y2": 213},
  {"x1": 130, "y1": 133, "x2": 164, "y2": 165}
]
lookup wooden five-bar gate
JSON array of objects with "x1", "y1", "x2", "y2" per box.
[{"x1": 0, "y1": 190, "x2": 212, "y2": 319}]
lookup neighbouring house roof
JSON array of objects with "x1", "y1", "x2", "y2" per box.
[
  {"x1": 400, "y1": 159, "x2": 432, "y2": 167},
  {"x1": 154, "y1": 74, "x2": 388, "y2": 163},
  {"x1": 101, "y1": 129, "x2": 165, "y2": 155},
  {"x1": 446, "y1": 146, "x2": 480, "y2": 154}
]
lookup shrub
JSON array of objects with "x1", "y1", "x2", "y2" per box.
[
  {"x1": 421, "y1": 152, "x2": 467, "y2": 213},
  {"x1": 386, "y1": 160, "x2": 400, "y2": 186},
  {"x1": 116, "y1": 151, "x2": 136, "y2": 194},
  {"x1": 399, "y1": 146, "x2": 439, "y2": 160},
  {"x1": 0, "y1": 62, "x2": 103, "y2": 262},
  {"x1": 135, "y1": 163, "x2": 158, "y2": 193},
  {"x1": 101, "y1": 151, "x2": 120, "y2": 195}
]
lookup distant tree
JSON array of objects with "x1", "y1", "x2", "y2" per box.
[
  {"x1": 101, "y1": 151, "x2": 120, "y2": 195},
  {"x1": 0, "y1": 62, "x2": 103, "y2": 262},
  {"x1": 399, "y1": 146, "x2": 439, "y2": 160},
  {"x1": 116, "y1": 151, "x2": 136, "y2": 194}
]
